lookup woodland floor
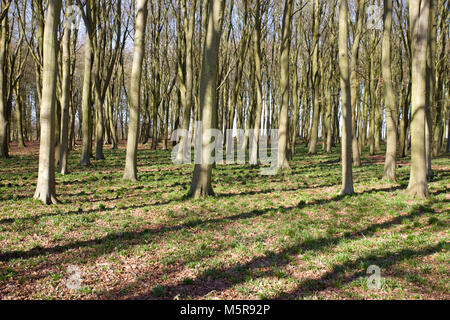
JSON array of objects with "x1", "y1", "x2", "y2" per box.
[{"x1": 0, "y1": 141, "x2": 448, "y2": 300}]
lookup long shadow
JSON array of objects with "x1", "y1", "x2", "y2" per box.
[
  {"x1": 0, "y1": 191, "x2": 354, "y2": 263},
  {"x1": 216, "y1": 182, "x2": 337, "y2": 198},
  {"x1": 273, "y1": 242, "x2": 446, "y2": 299},
  {"x1": 0, "y1": 182, "x2": 435, "y2": 260},
  {"x1": 119, "y1": 202, "x2": 436, "y2": 300},
  {"x1": 0, "y1": 200, "x2": 175, "y2": 225}
]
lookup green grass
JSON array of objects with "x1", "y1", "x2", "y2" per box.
[{"x1": 0, "y1": 142, "x2": 448, "y2": 300}]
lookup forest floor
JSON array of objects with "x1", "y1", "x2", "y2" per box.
[{"x1": 0, "y1": 141, "x2": 448, "y2": 300}]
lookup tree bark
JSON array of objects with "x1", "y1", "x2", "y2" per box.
[
  {"x1": 407, "y1": 0, "x2": 430, "y2": 198},
  {"x1": 123, "y1": 0, "x2": 148, "y2": 182},
  {"x1": 339, "y1": 0, "x2": 354, "y2": 195},
  {"x1": 308, "y1": 0, "x2": 320, "y2": 155},
  {"x1": 350, "y1": 0, "x2": 364, "y2": 166},
  {"x1": 250, "y1": 0, "x2": 264, "y2": 165},
  {"x1": 80, "y1": 1, "x2": 93, "y2": 166},
  {"x1": 58, "y1": 0, "x2": 72, "y2": 175},
  {"x1": 34, "y1": 0, "x2": 61, "y2": 204},
  {"x1": 188, "y1": 0, "x2": 224, "y2": 198},
  {"x1": 277, "y1": 0, "x2": 293, "y2": 170},
  {"x1": 0, "y1": 0, "x2": 9, "y2": 158},
  {"x1": 382, "y1": 0, "x2": 397, "y2": 181}
]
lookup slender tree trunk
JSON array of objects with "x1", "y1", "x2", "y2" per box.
[
  {"x1": 277, "y1": 0, "x2": 293, "y2": 170},
  {"x1": 34, "y1": 0, "x2": 61, "y2": 204},
  {"x1": 432, "y1": 0, "x2": 446, "y2": 156},
  {"x1": 308, "y1": 0, "x2": 320, "y2": 155},
  {"x1": 250, "y1": 0, "x2": 263, "y2": 165},
  {"x1": 176, "y1": 0, "x2": 196, "y2": 163},
  {"x1": 80, "y1": 3, "x2": 93, "y2": 166},
  {"x1": 382, "y1": 0, "x2": 397, "y2": 181},
  {"x1": 0, "y1": 0, "x2": 9, "y2": 158},
  {"x1": 407, "y1": 0, "x2": 430, "y2": 198},
  {"x1": 339, "y1": 0, "x2": 354, "y2": 195},
  {"x1": 123, "y1": 0, "x2": 148, "y2": 182},
  {"x1": 14, "y1": 83, "x2": 26, "y2": 148},
  {"x1": 58, "y1": 0, "x2": 72, "y2": 175},
  {"x1": 350, "y1": 0, "x2": 364, "y2": 166},
  {"x1": 425, "y1": 0, "x2": 436, "y2": 179}
]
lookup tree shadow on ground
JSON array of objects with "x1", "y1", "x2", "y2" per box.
[
  {"x1": 100, "y1": 201, "x2": 438, "y2": 299},
  {"x1": 0, "y1": 183, "x2": 445, "y2": 262}
]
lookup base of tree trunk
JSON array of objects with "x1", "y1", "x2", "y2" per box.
[
  {"x1": 57, "y1": 165, "x2": 68, "y2": 176},
  {"x1": 339, "y1": 185, "x2": 354, "y2": 196},
  {"x1": 80, "y1": 154, "x2": 90, "y2": 166},
  {"x1": 383, "y1": 165, "x2": 397, "y2": 182},
  {"x1": 277, "y1": 159, "x2": 291, "y2": 170},
  {"x1": 123, "y1": 171, "x2": 138, "y2": 183},
  {"x1": 34, "y1": 190, "x2": 58, "y2": 205},
  {"x1": 382, "y1": 172, "x2": 397, "y2": 182},
  {"x1": 407, "y1": 183, "x2": 429, "y2": 199},
  {"x1": 188, "y1": 185, "x2": 215, "y2": 199},
  {"x1": 426, "y1": 169, "x2": 434, "y2": 181}
]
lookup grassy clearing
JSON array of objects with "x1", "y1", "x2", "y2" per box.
[{"x1": 0, "y1": 141, "x2": 448, "y2": 300}]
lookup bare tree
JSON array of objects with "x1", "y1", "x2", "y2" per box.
[
  {"x1": 338, "y1": 0, "x2": 353, "y2": 195},
  {"x1": 188, "y1": 0, "x2": 224, "y2": 198},
  {"x1": 277, "y1": 0, "x2": 293, "y2": 170},
  {"x1": 123, "y1": 0, "x2": 148, "y2": 181},
  {"x1": 382, "y1": 0, "x2": 397, "y2": 181},
  {"x1": 34, "y1": 0, "x2": 62, "y2": 204},
  {"x1": 407, "y1": 0, "x2": 430, "y2": 198}
]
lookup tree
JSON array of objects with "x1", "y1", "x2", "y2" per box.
[
  {"x1": 277, "y1": 0, "x2": 293, "y2": 170},
  {"x1": 0, "y1": 0, "x2": 11, "y2": 158},
  {"x1": 382, "y1": 0, "x2": 397, "y2": 181},
  {"x1": 338, "y1": 0, "x2": 353, "y2": 195},
  {"x1": 123, "y1": 0, "x2": 148, "y2": 182},
  {"x1": 308, "y1": 0, "x2": 321, "y2": 155},
  {"x1": 58, "y1": 0, "x2": 72, "y2": 175},
  {"x1": 34, "y1": 0, "x2": 61, "y2": 204},
  {"x1": 350, "y1": 0, "x2": 364, "y2": 166},
  {"x1": 188, "y1": 0, "x2": 224, "y2": 198},
  {"x1": 79, "y1": 0, "x2": 93, "y2": 166},
  {"x1": 249, "y1": 0, "x2": 264, "y2": 165},
  {"x1": 176, "y1": 0, "x2": 196, "y2": 163},
  {"x1": 407, "y1": 0, "x2": 430, "y2": 198}
]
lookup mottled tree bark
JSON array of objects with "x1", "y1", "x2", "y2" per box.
[
  {"x1": 189, "y1": 0, "x2": 224, "y2": 198},
  {"x1": 34, "y1": 0, "x2": 61, "y2": 204},
  {"x1": 338, "y1": 0, "x2": 354, "y2": 195},
  {"x1": 407, "y1": 0, "x2": 430, "y2": 198},
  {"x1": 123, "y1": 0, "x2": 148, "y2": 182},
  {"x1": 382, "y1": 0, "x2": 397, "y2": 181},
  {"x1": 308, "y1": 0, "x2": 320, "y2": 155},
  {"x1": 58, "y1": 0, "x2": 72, "y2": 175},
  {"x1": 277, "y1": 0, "x2": 293, "y2": 170}
]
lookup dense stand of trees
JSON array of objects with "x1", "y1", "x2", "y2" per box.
[{"x1": 0, "y1": 0, "x2": 448, "y2": 203}]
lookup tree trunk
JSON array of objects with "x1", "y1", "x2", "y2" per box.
[
  {"x1": 407, "y1": 0, "x2": 430, "y2": 198},
  {"x1": 382, "y1": 0, "x2": 397, "y2": 181},
  {"x1": 339, "y1": 0, "x2": 354, "y2": 195},
  {"x1": 176, "y1": 0, "x2": 196, "y2": 163},
  {"x1": 0, "y1": 0, "x2": 9, "y2": 158},
  {"x1": 58, "y1": 0, "x2": 72, "y2": 175},
  {"x1": 308, "y1": 0, "x2": 320, "y2": 155},
  {"x1": 277, "y1": 0, "x2": 293, "y2": 170},
  {"x1": 34, "y1": 0, "x2": 61, "y2": 204},
  {"x1": 188, "y1": 0, "x2": 224, "y2": 198},
  {"x1": 80, "y1": 2, "x2": 93, "y2": 166},
  {"x1": 350, "y1": 0, "x2": 364, "y2": 166},
  {"x1": 123, "y1": 0, "x2": 148, "y2": 182}
]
